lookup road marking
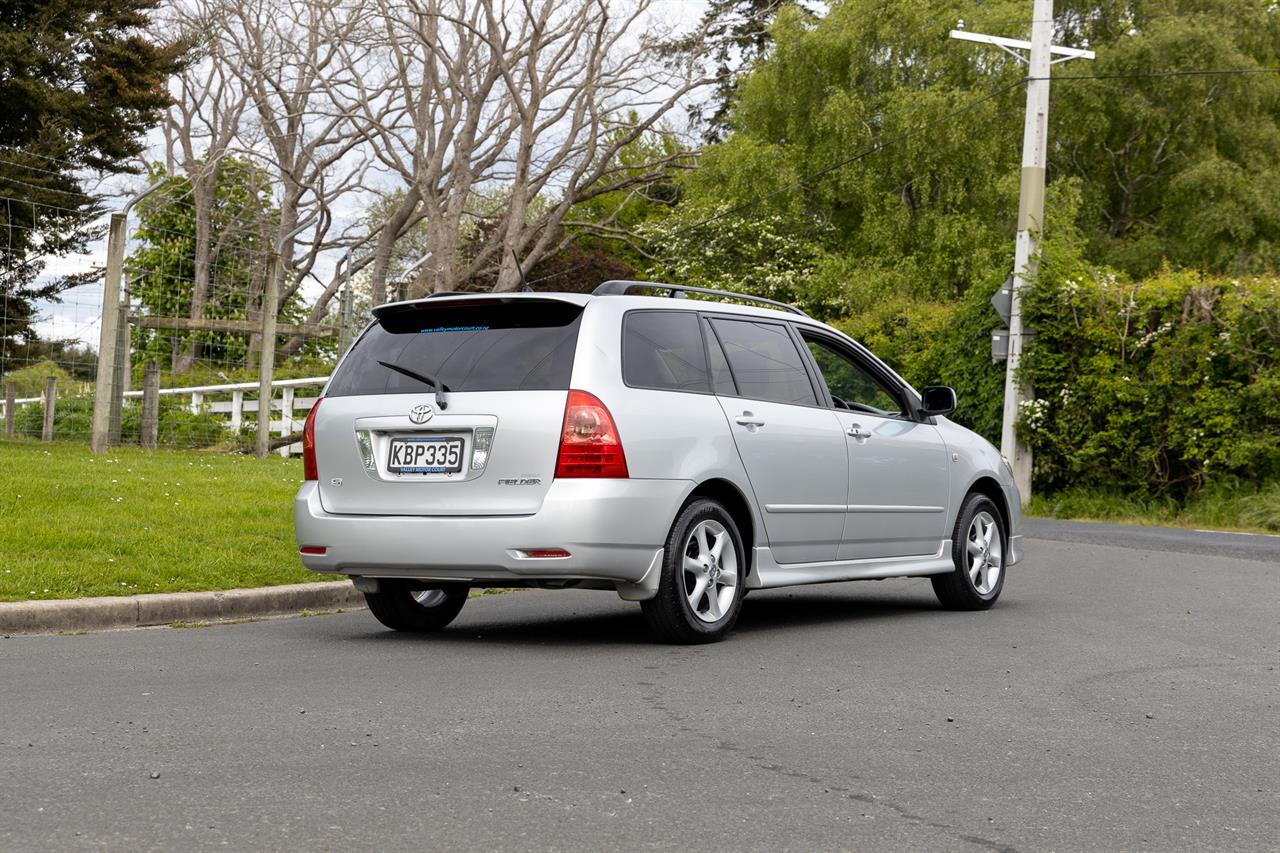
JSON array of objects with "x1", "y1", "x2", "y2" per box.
[{"x1": 1193, "y1": 528, "x2": 1280, "y2": 539}]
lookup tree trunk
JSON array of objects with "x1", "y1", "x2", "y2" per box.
[
  {"x1": 173, "y1": 174, "x2": 217, "y2": 374},
  {"x1": 369, "y1": 185, "x2": 422, "y2": 304}
]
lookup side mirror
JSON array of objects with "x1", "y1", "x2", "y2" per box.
[{"x1": 919, "y1": 386, "x2": 957, "y2": 418}]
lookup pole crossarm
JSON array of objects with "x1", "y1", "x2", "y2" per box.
[
  {"x1": 130, "y1": 315, "x2": 338, "y2": 337},
  {"x1": 949, "y1": 29, "x2": 1095, "y2": 63}
]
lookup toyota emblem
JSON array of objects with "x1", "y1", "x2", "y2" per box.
[{"x1": 408, "y1": 403, "x2": 434, "y2": 424}]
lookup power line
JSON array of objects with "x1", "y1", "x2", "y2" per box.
[{"x1": 1038, "y1": 67, "x2": 1280, "y2": 81}]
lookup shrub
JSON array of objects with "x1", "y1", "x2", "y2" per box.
[
  {"x1": 2, "y1": 360, "x2": 74, "y2": 398},
  {"x1": 13, "y1": 393, "x2": 231, "y2": 447},
  {"x1": 1018, "y1": 268, "x2": 1280, "y2": 496}
]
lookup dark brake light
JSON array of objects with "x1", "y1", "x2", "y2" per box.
[
  {"x1": 302, "y1": 398, "x2": 322, "y2": 481},
  {"x1": 554, "y1": 390, "x2": 628, "y2": 478}
]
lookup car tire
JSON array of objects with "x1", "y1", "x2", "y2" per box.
[
  {"x1": 932, "y1": 493, "x2": 1006, "y2": 610},
  {"x1": 641, "y1": 499, "x2": 746, "y2": 644},
  {"x1": 363, "y1": 580, "x2": 469, "y2": 632}
]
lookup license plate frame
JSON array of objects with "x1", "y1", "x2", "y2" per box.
[{"x1": 387, "y1": 435, "x2": 465, "y2": 475}]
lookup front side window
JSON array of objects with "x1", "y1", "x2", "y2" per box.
[
  {"x1": 710, "y1": 318, "x2": 817, "y2": 406},
  {"x1": 804, "y1": 335, "x2": 905, "y2": 416},
  {"x1": 622, "y1": 311, "x2": 710, "y2": 393}
]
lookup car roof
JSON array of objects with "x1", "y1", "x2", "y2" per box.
[{"x1": 378, "y1": 285, "x2": 814, "y2": 326}]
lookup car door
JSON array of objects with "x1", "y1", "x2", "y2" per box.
[
  {"x1": 706, "y1": 316, "x2": 848, "y2": 564},
  {"x1": 799, "y1": 330, "x2": 950, "y2": 560}
]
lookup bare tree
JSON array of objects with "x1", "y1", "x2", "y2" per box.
[
  {"x1": 342, "y1": 0, "x2": 709, "y2": 301},
  {"x1": 159, "y1": 0, "x2": 251, "y2": 372},
  {"x1": 215, "y1": 0, "x2": 384, "y2": 356}
]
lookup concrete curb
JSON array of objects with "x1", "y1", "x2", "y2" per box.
[{"x1": 0, "y1": 581, "x2": 366, "y2": 635}]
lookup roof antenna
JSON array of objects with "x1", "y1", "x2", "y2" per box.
[{"x1": 512, "y1": 249, "x2": 533, "y2": 292}]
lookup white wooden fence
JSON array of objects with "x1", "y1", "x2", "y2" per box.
[{"x1": 2, "y1": 376, "x2": 328, "y2": 457}]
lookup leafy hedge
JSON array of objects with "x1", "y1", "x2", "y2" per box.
[
  {"x1": 835, "y1": 267, "x2": 1280, "y2": 502},
  {"x1": 1019, "y1": 268, "x2": 1280, "y2": 496}
]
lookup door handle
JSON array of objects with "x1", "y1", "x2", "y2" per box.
[
  {"x1": 735, "y1": 412, "x2": 766, "y2": 429},
  {"x1": 847, "y1": 424, "x2": 872, "y2": 440}
]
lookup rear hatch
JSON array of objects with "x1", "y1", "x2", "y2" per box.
[{"x1": 315, "y1": 296, "x2": 585, "y2": 516}]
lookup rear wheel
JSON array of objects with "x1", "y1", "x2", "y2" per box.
[
  {"x1": 932, "y1": 494, "x2": 1006, "y2": 610},
  {"x1": 363, "y1": 580, "x2": 469, "y2": 632},
  {"x1": 641, "y1": 499, "x2": 745, "y2": 644}
]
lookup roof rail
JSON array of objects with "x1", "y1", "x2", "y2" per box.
[{"x1": 592, "y1": 280, "x2": 807, "y2": 316}]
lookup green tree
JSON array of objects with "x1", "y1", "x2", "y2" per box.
[
  {"x1": 0, "y1": 0, "x2": 183, "y2": 368},
  {"x1": 1051, "y1": 1, "x2": 1280, "y2": 275},
  {"x1": 662, "y1": 0, "x2": 811, "y2": 143},
  {"x1": 128, "y1": 159, "x2": 292, "y2": 375},
  {"x1": 667, "y1": 0, "x2": 1280, "y2": 303}
]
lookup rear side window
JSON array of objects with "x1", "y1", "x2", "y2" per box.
[
  {"x1": 710, "y1": 318, "x2": 817, "y2": 406},
  {"x1": 327, "y1": 300, "x2": 582, "y2": 396},
  {"x1": 622, "y1": 311, "x2": 711, "y2": 393}
]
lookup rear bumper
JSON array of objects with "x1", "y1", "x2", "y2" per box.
[{"x1": 293, "y1": 479, "x2": 689, "y2": 585}]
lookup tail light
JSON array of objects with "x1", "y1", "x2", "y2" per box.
[
  {"x1": 554, "y1": 390, "x2": 628, "y2": 478},
  {"x1": 302, "y1": 398, "x2": 322, "y2": 481}
]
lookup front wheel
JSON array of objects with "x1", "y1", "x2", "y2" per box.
[
  {"x1": 932, "y1": 494, "x2": 1006, "y2": 610},
  {"x1": 641, "y1": 499, "x2": 745, "y2": 644},
  {"x1": 363, "y1": 580, "x2": 469, "y2": 632}
]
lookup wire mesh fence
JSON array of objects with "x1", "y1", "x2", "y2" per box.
[{"x1": 1, "y1": 186, "x2": 362, "y2": 454}]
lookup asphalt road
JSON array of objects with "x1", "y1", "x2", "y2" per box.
[{"x1": 3, "y1": 521, "x2": 1277, "y2": 852}]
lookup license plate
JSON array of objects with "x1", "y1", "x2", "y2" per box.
[{"x1": 388, "y1": 437, "x2": 464, "y2": 474}]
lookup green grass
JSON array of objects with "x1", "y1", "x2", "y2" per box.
[
  {"x1": 0, "y1": 438, "x2": 312, "y2": 602},
  {"x1": 1027, "y1": 480, "x2": 1280, "y2": 534}
]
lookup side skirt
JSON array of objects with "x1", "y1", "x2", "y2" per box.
[{"x1": 752, "y1": 540, "x2": 953, "y2": 588}]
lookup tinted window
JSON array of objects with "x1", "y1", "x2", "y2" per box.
[
  {"x1": 710, "y1": 319, "x2": 817, "y2": 406},
  {"x1": 804, "y1": 336, "x2": 904, "y2": 416},
  {"x1": 622, "y1": 311, "x2": 710, "y2": 393},
  {"x1": 703, "y1": 319, "x2": 737, "y2": 395},
  {"x1": 327, "y1": 300, "x2": 582, "y2": 396}
]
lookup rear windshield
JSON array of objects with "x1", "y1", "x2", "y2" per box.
[{"x1": 326, "y1": 300, "x2": 583, "y2": 396}]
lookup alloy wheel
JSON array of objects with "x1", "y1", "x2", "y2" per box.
[
  {"x1": 681, "y1": 519, "x2": 738, "y2": 623},
  {"x1": 966, "y1": 511, "x2": 1003, "y2": 596}
]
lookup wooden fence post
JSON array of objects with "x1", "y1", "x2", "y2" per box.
[
  {"x1": 140, "y1": 362, "x2": 160, "y2": 449},
  {"x1": 42, "y1": 376, "x2": 56, "y2": 442},
  {"x1": 4, "y1": 381, "x2": 14, "y2": 438},
  {"x1": 91, "y1": 212, "x2": 126, "y2": 453}
]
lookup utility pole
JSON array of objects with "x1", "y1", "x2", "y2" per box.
[{"x1": 950, "y1": 1, "x2": 1093, "y2": 505}]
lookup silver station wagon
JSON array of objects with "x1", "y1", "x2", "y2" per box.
[{"x1": 295, "y1": 281, "x2": 1023, "y2": 643}]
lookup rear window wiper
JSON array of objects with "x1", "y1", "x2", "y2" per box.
[{"x1": 377, "y1": 360, "x2": 450, "y2": 410}]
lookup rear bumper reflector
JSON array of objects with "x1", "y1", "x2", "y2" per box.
[
  {"x1": 300, "y1": 546, "x2": 327, "y2": 556},
  {"x1": 518, "y1": 549, "x2": 571, "y2": 559}
]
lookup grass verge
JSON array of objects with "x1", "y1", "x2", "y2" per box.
[
  {"x1": 0, "y1": 438, "x2": 311, "y2": 601},
  {"x1": 1027, "y1": 480, "x2": 1280, "y2": 534}
]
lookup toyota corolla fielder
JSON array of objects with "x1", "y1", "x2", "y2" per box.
[{"x1": 295, "y1": 281, "x2": 1023, "y2": 643}]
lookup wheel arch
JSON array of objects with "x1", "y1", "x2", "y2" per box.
[
  {"x1": 966, "y1": 475, "x2": 1011, "y2": 538},
  {"x1": 683, "y1": 478, "x2": 756, "y2": 582}
]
